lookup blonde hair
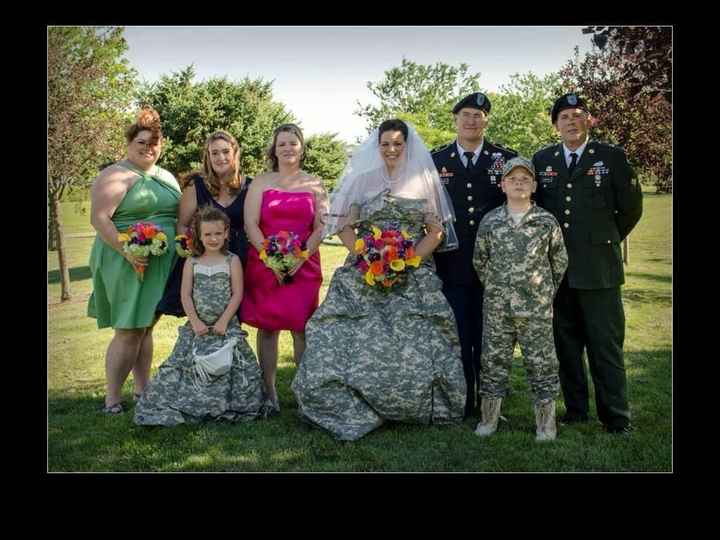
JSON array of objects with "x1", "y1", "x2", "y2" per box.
[{"x1": 201, "y1": 130, "x2": 244, "y2": 197}]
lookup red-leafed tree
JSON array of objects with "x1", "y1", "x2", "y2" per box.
[{"x1": 560, "y1": 26, "x2": 672, "y2": 192}]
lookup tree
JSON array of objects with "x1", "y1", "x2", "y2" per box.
[
  {"x1": 560, "y1": 37, "x2": 672, "y2": 192},
  {"x1": 486, "y1": 72, "x2": 563, "y2": 158},
  {"x1": 355, "y1": 58, "x2": 482, "y2": 135},
  {"x1": 48, "y1": 26, "x2": 137, "y2": 301},
  {"x1": 303, "y1": 133, "x2": 348, "y2": 193},
  {"x1": 582, "y1": 26, "x2": 671, "y2": 103},
  {"x1": 136, "y1": 66, "x2": 295, "y2": 178}
]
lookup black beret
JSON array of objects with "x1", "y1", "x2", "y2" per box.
[
  {"x1": 452, "y1": 92, "x2": 491, "y2": 114},
  {"x1": 551, "y1": 93, "x2": 589, "y2": 124}
]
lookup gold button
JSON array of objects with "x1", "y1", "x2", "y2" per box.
[
  {"x1": 467, "y1": 183, "x2": 472, "y2": 188},
  {"x1": 564, "y1": 209, "x2": 570, "y2": 215},
  {"x1": 565, "y1": 196, "x2": 571, "y2": 202},
  {"x1": 469, "y1": 220, "x2": 476, "y2": 226},
  {"x1": 469, "y1": 207, "x2": 475, "y2": 213},
  {"x1": 567, "y1": 183, "x2": 572, "y2": 188},
  {"x1": 467, "y1": 196, "x2": 473, "y2": 201},
  {"x1": 563, "y1": 223, "x2": 569, "y2": 228}
]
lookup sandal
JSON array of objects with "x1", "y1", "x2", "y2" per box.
[{"x1": 101, "y1": 402, "x2": 126, "y2": 415}]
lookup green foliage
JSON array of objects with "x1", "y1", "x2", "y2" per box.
[
  {"x1": 355, "y1": 58, "x2": 481, "y2": 134},
  {"x1": 303, "y1": 133, "x2": 349, "y2": 192},
  {"x1": 396, "y1": 111, "x2": 455, "y2": 150},
  {"x1": 48, "y1": 26, "x2": 137, "y2": 198},
  {"x1": 136, "y1": 65, "x2": 295, "y2": 177},
  {"x1": 486, "y1": 72, "x2": 563, "y2": 158}
]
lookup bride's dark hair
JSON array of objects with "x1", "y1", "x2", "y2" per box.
[{"x1": 378, "y1": 119, "x2": 408, "y2": 142}]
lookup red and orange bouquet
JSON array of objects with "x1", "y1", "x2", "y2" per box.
[
  {"x1": 117, "y1": 222, "x2": 168, "y2": 281},
  {"x1": 354, "y1": 225, "x2": 421, "y2": 291},
  {"x1": 259, "y1": 230, "x2": 309, "y2": 284}
]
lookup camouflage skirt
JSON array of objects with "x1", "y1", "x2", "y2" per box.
[
  {"x1": 292, "y1": 263, "x2": 466, "y2": 441},
  {"x1": 134, "y1": 321, "x2": 264, "y2": 426}
]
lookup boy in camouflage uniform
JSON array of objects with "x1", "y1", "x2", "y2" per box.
[{"x1": 472, "y1": 157, "x2": 568, "y2": 441}]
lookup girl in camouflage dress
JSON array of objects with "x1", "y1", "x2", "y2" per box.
[
  {"x1": 291, "y1": 120, "x2": 467, "y2": 441},
  {"x1": 135, "y1": 207, "x2": 264, "y2": 425}
]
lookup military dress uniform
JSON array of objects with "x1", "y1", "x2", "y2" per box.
[
  {"x1": 473, "y1": 202, "x2": 568, "y2": 404},
  {"x1": 432, "y1": 139, "x2": 517, "y2": 416},
  {"x1": 533, "y1": 139, "x2": 643, "y2": 431}
]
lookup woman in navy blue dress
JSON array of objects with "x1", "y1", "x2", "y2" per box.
[{"x1": 157, "y1": 130, "x2": 253, "y2": 317}]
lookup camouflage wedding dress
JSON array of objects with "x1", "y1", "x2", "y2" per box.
[
  {"x1": 135, "y1": 255, "x2": 264, "y2": 425},
  {"x1": 292, "y1": 193, "x2": 466, "y2": 441}
]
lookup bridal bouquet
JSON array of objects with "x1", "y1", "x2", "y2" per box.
[{"x1": 354, "y1": 225, "x2": 421, "y2": 291}]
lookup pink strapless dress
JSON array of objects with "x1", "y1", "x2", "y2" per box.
[{"x1": 241, "y1": 189, "x2": 322, "y2": 332}]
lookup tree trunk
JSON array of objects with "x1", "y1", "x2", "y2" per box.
[
  {"x1": 50, "y1": 192, "x2": 72, "y2": 301},
  {"x1": 48, "y1": 197, "x2": 58, "y2": 251}
]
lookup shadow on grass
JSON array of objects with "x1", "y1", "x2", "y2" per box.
[
  {"x1": 623, "y1": 288, "x2": 672, "y2": 307},
  {"x1": 48, "y1": 266, "x2": 92, "y2": 284},
  {"x1": 625, "y1": 271, "x2": 672, "y2": 284}
]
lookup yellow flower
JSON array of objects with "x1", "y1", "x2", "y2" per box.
[
  {"x1": 117, "y1": 233, "x2": 130, "y2": 243},
  {"x1": 259, "y1": 249, "x2": 268, "y2": 261},
  {"x1": 354, "y1": 238, "x2": 365, "y2": 253},
  {"x1": 156, "y1": 232, "x2": 167, "y2": 242},
  {"x1": 406, "y1": 256, "x2": 422, "y2": 268},
  {"x1": 401, "y1": 229, "x2": 410, "y2": 240},
  {"x1": 364, "y1": 270, "x2": 376, "y2": 286},
  {"x1": 390, "y1": 259, "x2": 406, "y2": 272},
  {"x1": 300, "y1": 250, "x2": 310, "y2": 260},
  {"x1": 372, "y1": 226, "x2": 382, "y2": 240}
]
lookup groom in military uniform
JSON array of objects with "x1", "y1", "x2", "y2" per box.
[
  {"x1": 532, "y1": 93, "x2": 643, "y2": 435},
  {"x1": 432, "y1": 92, "x2": 517, "y2": 418}
]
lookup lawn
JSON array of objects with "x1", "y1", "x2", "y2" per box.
[{"x1": 47, "y1": 192, "x2": 672, "y2": 472}]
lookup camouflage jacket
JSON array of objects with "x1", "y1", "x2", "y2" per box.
[{"x1": 473, "y1": 204, "x2": 568, "y2": 318}]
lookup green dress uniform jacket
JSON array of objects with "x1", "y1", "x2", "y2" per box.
[{"x1": 532, "y1": 140, "x2": 643, "y2": 289}]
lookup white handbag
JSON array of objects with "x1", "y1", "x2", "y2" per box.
[{"x1": 191, "y1": 337, "x2": 237, "y2": 388}]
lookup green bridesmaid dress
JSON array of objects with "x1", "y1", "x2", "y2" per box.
[{"x1": 87, "y1": 162, "x2": 181, "y2": 329}]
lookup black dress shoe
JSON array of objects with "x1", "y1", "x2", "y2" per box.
[{"x1": 559, "y1": 413, "x2": 589, "y2": 425}]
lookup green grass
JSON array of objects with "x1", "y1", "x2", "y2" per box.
[{"x1": 48, "y1": 195, "x2": 672, "y2": 472}]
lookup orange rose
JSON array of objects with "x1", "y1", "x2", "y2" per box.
[
  {"x1": 370, "y1": 261, "x2": 385, "y2": 275},
  {"x1": 405, "y1": 246, "x2": 415, "y2": 259}
]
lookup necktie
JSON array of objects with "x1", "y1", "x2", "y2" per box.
[
  {"x1": 568, "y1": 152, "x2": 578, "y2": 176},
  {"x1": 464, "y1": 151, "x2": 475, "y2": 173}
]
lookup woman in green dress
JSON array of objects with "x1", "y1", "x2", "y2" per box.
[
  {"x1": 292, "y1": 119, "x2": 467, "y2": 441},
  {"x1": 88, "y1": 106, "x2": 181, "y2": 414}
]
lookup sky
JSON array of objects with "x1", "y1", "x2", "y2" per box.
[{"x1": 122, "y1": 26, "x2": 595, "y2": 144}]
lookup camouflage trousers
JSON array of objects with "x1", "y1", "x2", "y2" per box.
[{"x1": 479, "y1": 310, "x2": 560, "y2": 403}]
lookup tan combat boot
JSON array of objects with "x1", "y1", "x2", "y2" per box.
[
  {"x1": 474, "y1": 397, "x2": 502, "y2": 437},
  {"x1": 534, "y1": 399, "x2": 557, "y2": 441}
]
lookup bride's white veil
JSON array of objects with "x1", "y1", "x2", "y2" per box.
[{"x1": 324, "y1": 121, "x2": 458, "y2": 251}]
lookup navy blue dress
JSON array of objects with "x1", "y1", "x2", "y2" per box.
[{"x1": 156, "y1": 175, "x2": 253, "y2": 317}]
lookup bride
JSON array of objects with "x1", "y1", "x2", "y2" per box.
[{"x1": 291, "y1": 119, "x2": 467, "y2": 441}]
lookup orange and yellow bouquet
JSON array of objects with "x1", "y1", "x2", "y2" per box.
[
  {"x1": 117, "y1": 222, "x2": 168, "y2": 281},
  {"x1": 354, "y1": 225, "x2": 421, "y2": 291}
]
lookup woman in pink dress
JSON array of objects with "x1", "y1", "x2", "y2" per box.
[{"x1": 243, "y1": 123, "x2": 327, "y2": 416}]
